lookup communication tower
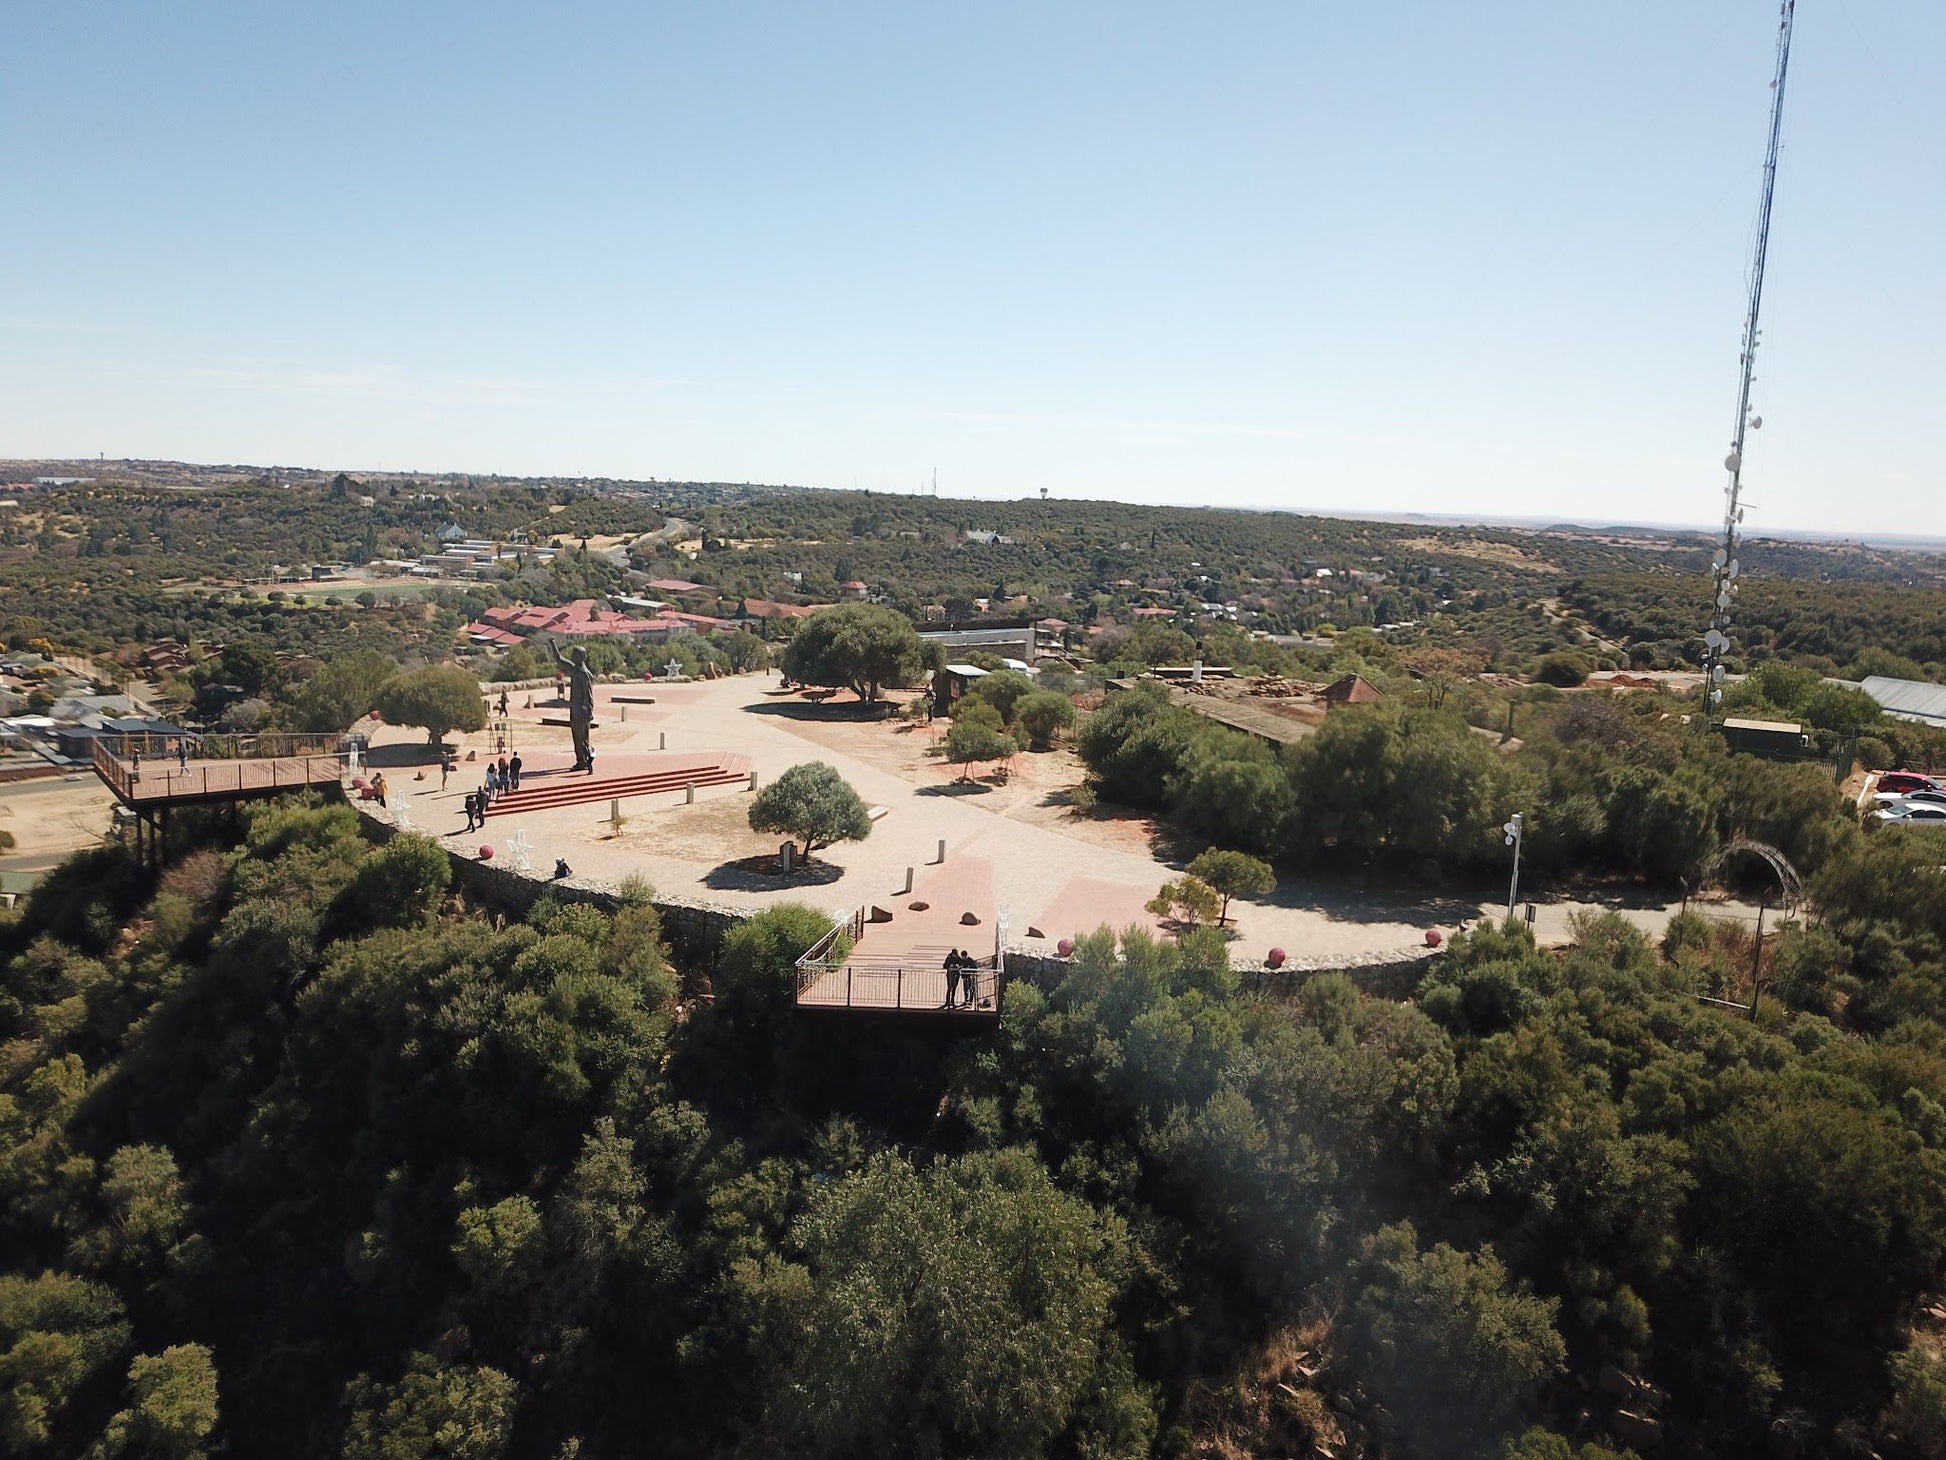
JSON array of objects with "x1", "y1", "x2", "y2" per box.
[{"x1": 1703, "y1": 1, "x2": 1796, "y2": 713}]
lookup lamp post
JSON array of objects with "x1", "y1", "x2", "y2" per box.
[{"x1": 1503, "y1": 814, "x2": 1525, "y2": 919}]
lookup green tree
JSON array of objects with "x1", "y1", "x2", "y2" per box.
[
  {"x1": 968, "y1": 669, "x2": 1035, "y2": 723},
  {"x1": 68, "y1": 1145, "x2": 192, "y2": 1278},
  {"x1": 88, "y1": 1345, "x2": 219, "y2": 1460},
  {"x1": 1800, "y1": 682, "x2": 1882, "y2": 736},
  {"x1": 945, "y1": 718, "x2": 1017, "y2": 781},
  {"x1": 747, "y1": 762, "x2": 873, "y2": 861},
  {"x1": 1350, "y1": 1222, "x2": 1566, "y2": 1458},
  {"x1": 755, "y1": 1149, "x2": 1152, "y2": 1460},
  {"x1": 451, "y1": 1195, "x2": 544, "y2": 1298},
  {"x1": 720, "y1": 630, "x2": 772, "y2": 672},
  {"x1": 285, "y1": 649, "x2": 397, "y2": 733},
  {"x1": 340, "y1": 1355, "x2": 516, "y2": 1460},
  {"x1": 326, "y1": 834, "x2": 451, "y2": 938},
  {"x1": 1076, "y1": 685, "x2": 1200, "y2": 808},
  {"x1": 781, "y1": 604, "x2": 928, "y2": 702},
  {"x1": 1186, "y1": 848, "x2": 1275, "y2": 923},
  {"x1": 0, "y1": 1273, "x2": 130, "y2": 1452},
  {"x1": 1845, "y1": 646, "x2": 1928, "y2": 683},
  {"x1": 1533, "y1": 652, "x2": 1589, "y2": 688},
  {"x1": 1013, "y1": 690, "x2": 1075, "y2": 750},
  {"x1": 374, "y1": 665, "x2": 487, "y2": 746},
  {"x1": 215, "y1": 641, "x2": 280, "y2": 698}
]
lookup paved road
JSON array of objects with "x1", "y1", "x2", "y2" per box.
[{"x1": 0, "y1": 773, "x2": 116, "y2": 884}]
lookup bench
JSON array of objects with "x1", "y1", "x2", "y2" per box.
[
  {"x1": 610, "y1": 695, "x2": 657, "y2": 705},
  {"x1": 539, "y1": 717, "x2": 601, "y2": 729}
]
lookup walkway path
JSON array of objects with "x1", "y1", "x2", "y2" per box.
[{"x1": 364, "y1": 675, "x2": 1760, "y2": 965}]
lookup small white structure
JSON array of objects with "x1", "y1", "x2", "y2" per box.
[{"x1": 505, "y1": 829, "x2": 534, "y2": 873}]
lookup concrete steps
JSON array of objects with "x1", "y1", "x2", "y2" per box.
[{"x1": 483, "y1": 754, "x2": 750, "y2": 817}]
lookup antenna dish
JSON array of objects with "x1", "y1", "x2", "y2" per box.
[
  {"x1": 1725, "y1": 452, "x2": 1742, "y2": 472},
  {"x1": 1749, "y1": 415, "x2": 1763, "y2": 429}
]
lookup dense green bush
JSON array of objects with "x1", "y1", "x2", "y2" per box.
[{"x1": 4, "y1": 728, "x2": 1946, "y2": 1457}]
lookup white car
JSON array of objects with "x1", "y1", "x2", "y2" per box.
[
  {"x1": 1873, "y1": 788, "x2": 1946, "y2": 807},
  {"x1": 1876, "y1": 801, "x2": 1946, "y2": 823}
]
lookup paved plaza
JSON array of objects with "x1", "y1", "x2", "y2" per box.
[{"x1": 362, "y1": 673, "x2": 1755, "y2": 967}]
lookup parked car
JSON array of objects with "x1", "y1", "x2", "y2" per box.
[
  {"x1": 1876, "y1": 802, "x2": 1946, "y2": 823},
  {"x1": 1876, "y1": 771, "x2": 1943, "y2": 796},
  {"x1": 1874, "y1": 789, "x2": 1946, "y2": 808}
]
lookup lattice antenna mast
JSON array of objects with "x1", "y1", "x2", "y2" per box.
[{"x1": 1705, "y1": 0, "x2": 1796, "y2": 714}]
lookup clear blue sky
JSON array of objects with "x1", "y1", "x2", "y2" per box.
[{"x1": 4, "y1": 2, "x2": 1942, "y2": 533}]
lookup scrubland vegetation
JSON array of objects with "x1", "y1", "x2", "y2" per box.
[{"x1": 2, "y1": 767, "x2": 1945, "y2": 1457}]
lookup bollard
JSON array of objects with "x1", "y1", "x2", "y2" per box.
[
  {"x1": 659, "y1": 731, "x2": 666, "y2": 750},
  {"x1": 934, "y1": 838, "x2": 946, "y2": 865},
  {"x1": 780, "y1": 841, "x2": 794, "y2": 872},
  {"x1": 686, "y1": 782, "x2": 695, "y2": 804},
  {"x1": 901, "y1": 866, "x2": 914, "y2": 895},
  {"x1": 610, "y1": 799, "x2": 621, "y2": 827},
  {"x1": 620, "y1": 705, "x2": 627, "y2": 722},
  {"x1": 748, "y1": 770, "x2": 758, "y2": 792}
]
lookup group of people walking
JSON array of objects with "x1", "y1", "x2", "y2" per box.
[
  {"x1": 941, "y1": 948, "x2": 984, "y2": 1009},
  {"x1": 461, "y1": 753, "x2": 523, "y2": 832}
]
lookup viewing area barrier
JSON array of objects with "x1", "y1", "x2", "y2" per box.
[
  {"x1": 794, "y1": 908, "x2": 1004, "y2": 1023},
  {"x1": 91, "y1": 732, "x2": 348, "y2": 806},
  {"x1": 91, "y1": 731, "x2": 351, "y2": 871}
]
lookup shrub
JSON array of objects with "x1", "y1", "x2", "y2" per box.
[
  {"x1": 1146, "y1": 875, "x2": 1222, "y2": 930},
  {"x1": 1533, "y1": 653, "x2": 1589, "y2": 688},
  {"x1": 1015, "y1": 690, "x2": 1076, "y2": 749}
]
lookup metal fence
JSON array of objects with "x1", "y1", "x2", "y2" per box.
[
  {"x1": 795, "y1": 954, "x2": 1001, "y2": 1012},
  {"x1": 92, "y1": 735, "x2": 347, "y2": 801}
]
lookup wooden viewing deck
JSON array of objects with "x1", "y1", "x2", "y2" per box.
[
  {"x1": 92, "y1": 733, "x2": 348, "y2": 807},
  {"x1": 91, "y1": 732, "x2": 349, "y2": 867},
  {"x1": 794, "y1": 909, "x2": 1005, "y2": 1026}
]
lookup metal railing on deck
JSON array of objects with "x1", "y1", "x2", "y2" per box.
[
  {"x1": 98, "y1": 730, "x2": 343, "y2": 761},
  {"x1": 795, "y1": 955, "x2": 1001, "y2": 1012},
  {"x1": 92, "y1": 733, "x2": 347, "y2": 802}
]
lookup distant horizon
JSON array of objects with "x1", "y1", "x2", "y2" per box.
[
  {"x1": 10, "y1": 453, "x2": 1946, "y2": 555},
  {"x1": 6, "y1": 5, "x2": 1943, "y2": 538}
]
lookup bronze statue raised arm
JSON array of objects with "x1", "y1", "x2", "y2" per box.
[{"x1": 549, "y1": 641, "x2": 596, "y2": 772}]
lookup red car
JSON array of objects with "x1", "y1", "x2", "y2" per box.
[{"x1": 1876, "y1": 771, "x2": 1943, "y2": 796}]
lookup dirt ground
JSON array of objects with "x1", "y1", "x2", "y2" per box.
[
  {"x1": 571, "y1": 794, "x2": 772, "y2": 863},
  {"x1": 758, "y1": 697, "x2": 1165, "y2": 860}
]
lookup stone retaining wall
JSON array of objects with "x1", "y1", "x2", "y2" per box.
[
  {"x1": 1005, "y1": 946, "x2": 1436, "y2": 1001},
  {"x1": 353, "y1": 793, "x2": 1439, "y2": 1003},
  {"x1": 350, "y1": 794, "x2": 744, "y2": 977}
]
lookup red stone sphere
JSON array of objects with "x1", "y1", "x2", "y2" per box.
[
  {"x1": 1266, "y1": 947, "x2": 1287, "y2": 968},
  {"x1": 369, "y1": 709, "x2": 381, "y2": 720},
  {"x1": 351, "y1": 776, "x2": 370, "y2": 791},
  {"x1": 1056, "y1": 937, "x2": 1075, "y2": 957},
  {"x1": 1424, "y1": 928, "x2": 1443, "y2": 947},
  {"x1": 478, "y1": 845, "x2": 494, "y2": 860}
]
